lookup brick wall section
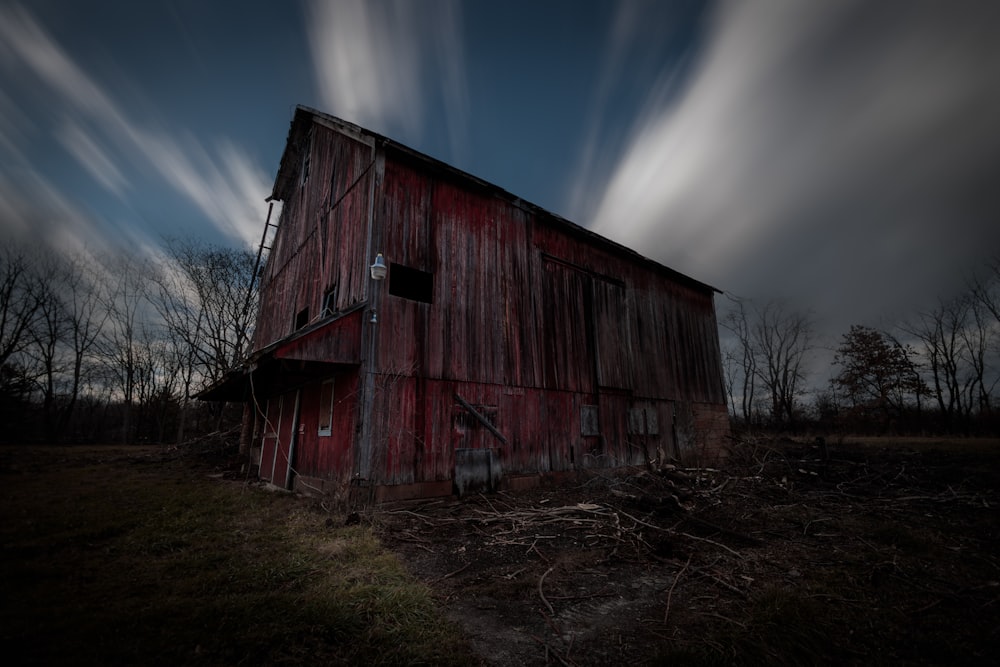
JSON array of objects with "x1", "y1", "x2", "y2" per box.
[{"x1": 676, "y1": 401, "x2": 731, "y2": 466}]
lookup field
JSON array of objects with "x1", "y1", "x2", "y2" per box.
[
  {"x1": 0, "y1": 445, "x2": 474, "y2": 666},
  {"x1": 2, "y1": 437, "x2": 998, "y2": 665}
]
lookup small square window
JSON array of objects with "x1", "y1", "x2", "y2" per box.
[
  {"x1": 318, "y1": 379, "x2": 334, "y2": 436},
  {"x1": 628, "y1": 408, "x2": 646, "y2": 435},
  {"x1": 453, "y1": 404, "x2": 497, "y2": 431},
  {"x1": 581, "y1": 405, "x2": 600, "y2": 436}
]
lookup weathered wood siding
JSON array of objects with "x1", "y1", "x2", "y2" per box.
[
  {"x1": 288, "y1": 369, "x2": 359, "y2": 481},
  {"x1": 252, "y1": 122, "x2": 375, "y2": 352},
  {"x1": 249, "y1": 109, "x2": 728, "y2": 492},
  {"x1": 360, "y1": 142, "x2": 727, "y2": 484}
]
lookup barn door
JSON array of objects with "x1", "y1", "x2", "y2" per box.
[
  {"x1": 259, "y1": 389, "x2": 300, "y2": 488},
  {"x1": 258, "y1": 397, "x2": 282, "y2": 483},
  {"x1": 540, "y1": 259, "x2": 595, "y2": 393}
]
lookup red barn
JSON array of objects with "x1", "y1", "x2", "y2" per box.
[{"x1": 205, "y1": 106, "x2": 729, "y2": 500}]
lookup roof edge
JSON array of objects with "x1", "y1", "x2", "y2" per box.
[{"x1": 271, "y1": 105, "x2": 721, "y2": 295}]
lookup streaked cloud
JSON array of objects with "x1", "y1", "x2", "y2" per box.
[
  {"x1": 0, "y1": 168, "x2": 125, "y2": 260},
  {"x1": 306, "y1": 0, "x2": 468, "y2": 158},
  {"x1": 56, "y1": 120, "x2": 129, "y2": 197},
  {"x1": 134, "y1": 130, "x2": 271, "y2": 247},
  {"x1": 0, "y1": 2, "x2": 270, "y2": 249},
  {"x1": 585, "y1": 0, "x2": 1000, "y2": 330}
]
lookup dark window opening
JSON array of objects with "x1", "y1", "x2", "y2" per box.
[
  {"x1": 453, "y1": 405, "x2": 497, "y2": 431},
  {"x1": 321, "y1": 285, "x2": 337, "y2": 317},
  {"x1": 295, "y1": 307, "x2": 309, "y2": 330},
  {"x1": 389, "y1": 263, "x2": 433, "y2": 303}
]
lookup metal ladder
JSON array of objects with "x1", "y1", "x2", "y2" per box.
[{"x1": 235, "y1": 199, "x2": 278, "y2": 362}]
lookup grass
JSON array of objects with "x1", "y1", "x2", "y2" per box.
[{"x1": 0, "y1": 445, "x2": 475, "y2": 666}]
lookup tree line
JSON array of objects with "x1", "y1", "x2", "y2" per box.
[
  {"x1": 721, "y1": 257, "x2": 1000, "y2": 435},
  {"x1": 0, "y1": 239, "x2": 256, "y2": 445},
  {"x1": 4, "y1": 233, "x2": 996, "y2": 445}
]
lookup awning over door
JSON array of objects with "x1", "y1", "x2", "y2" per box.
[{"x1": 197, "y1": 306, "x2": 364, "y2": 402}]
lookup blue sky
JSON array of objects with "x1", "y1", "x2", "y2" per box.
[{"x1": 2, "y1": 0, "x2": 999, "y2": 342}]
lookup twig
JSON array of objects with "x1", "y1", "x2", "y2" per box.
[
  {"x1": 433, "y1": 562, "x2": 471, "y2": 582},
  {"x1": 689, "y1": 565, "x2": 748, "y2": 598},
  {"x1": 664, "y1": 555, "x2": 692, "y2": 624},
  {"x1": 678, "y1": 531, "x2": 742, "y2": 558},
  {"x1": 538, "y1": 565, "x2": 556, "y2": 616}
]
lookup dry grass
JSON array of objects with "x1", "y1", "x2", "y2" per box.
[{"x1": 0, "y1": 445, "x2": 475, "y2": 666}]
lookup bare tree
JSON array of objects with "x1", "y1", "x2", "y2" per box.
[
  {"x1": 97, "y1": 255, "x2": 151, "y2": 444},
  {"x1": 163, "y1": 239, "x2": 257, "y2": 383},
  {"x1": 904, "y1": 297, "x2": 974, "y2": 430},
  {"x1": 752, "y1": 300, "x2": 815, "y2": 426},
  {"x1": 150, "y1": 239, "x2": 257, "y2": 440},
  {"x1": 0, "y1": 246, "x2": 42, "y2": 370},
  {"x1": 25, "y1": 254, "x2": 65, "y2": 439},
  {"x1": 966, "y1": 257, "x2": 1000, "y2": 415},
  {"x1": 58, "y1": 252, "x2": 109, "y2": 438},
  {"x1": 720, "y1": 297, "x2": 814, "y2": 426},
  {"x1": 721, "y1": 297, "x2": 758, "y2": 424}
]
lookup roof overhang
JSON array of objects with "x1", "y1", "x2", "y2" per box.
[{"x1": 196, "y1": 306, "x2": 365, "y2": 402}]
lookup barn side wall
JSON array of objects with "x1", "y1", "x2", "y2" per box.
[
  {"x1": 252, "y1": 124, "x2": 375, "y2": 352},
  {"x1": 249, "y1": 113, "x2": 730, "y2": 498},
  {"x1": 362, "y1": 147, "x2": 728, "y2": 491}
]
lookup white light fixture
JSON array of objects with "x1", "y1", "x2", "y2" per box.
[{"x1": 370, "y1": 253, "x2": 387, "y2": 280}]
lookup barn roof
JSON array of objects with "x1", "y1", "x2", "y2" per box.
[{"x1": 271, "y1": 105, "x2": 721, "y2": 295}]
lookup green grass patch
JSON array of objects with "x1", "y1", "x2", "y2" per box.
[{"x1": 0, "y1": 445, "x2": 474, "y2": 666}]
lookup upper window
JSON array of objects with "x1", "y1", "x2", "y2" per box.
[
  {"x1": 321, "y1": 285, "x2": 337, "y2": 317},
  {"x1": 388, "y1": 263, "x2": 434, "y2": 303},
  {"x1": 295, "y1": 307, "x2": 309, "y2": 331}
]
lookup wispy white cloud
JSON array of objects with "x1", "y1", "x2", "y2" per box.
[
  {"x1": 0, "y1": 168, "x2": 129, "y2": 261},
  {"x1": 306, "y1": 0, "x2": 468, "y2": 157},
  {"x1": 567, "y1": 0, "x2": 696, "y2": 221},
  {"x1": 134, "y1": 130, "x2": 271, "y2": 247},
  {"x1": 585, "y1": 0, "x2": 1000, "y2": 331},
  {"x1": 56, "y1": 120, "x2": 129, "y2": 197},
  {"x1": 0, "y1": 2, "x2": 270, "y2": 249}
]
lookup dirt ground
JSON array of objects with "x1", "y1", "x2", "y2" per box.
[{"x1": 375, "y1": 437, "x2": 1000, "y2": 666}]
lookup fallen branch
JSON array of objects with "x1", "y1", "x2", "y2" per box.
[
  {"x1": 538, "y1": 565, "x2": 556, "y2": 616},
  {"x1": 664, "y1": 555, "x2": 692, "y2": 624}
]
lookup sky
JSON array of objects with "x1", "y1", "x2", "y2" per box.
[{"x1": 2, "y1": 0, "x2": 999, "y2": 349}]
